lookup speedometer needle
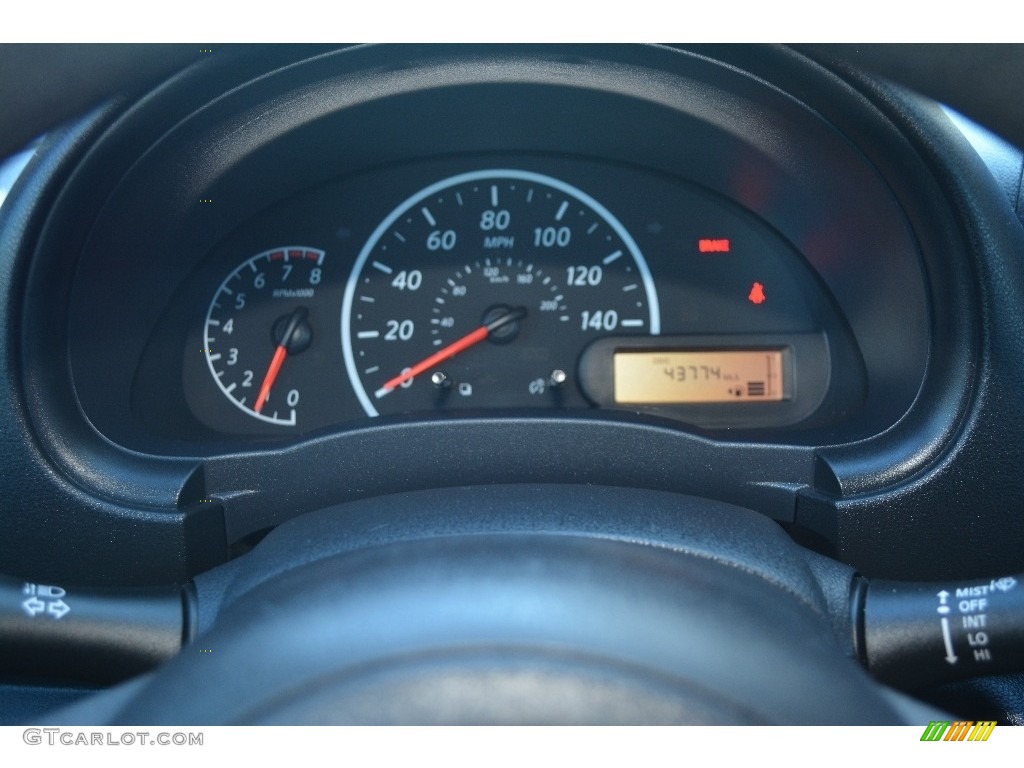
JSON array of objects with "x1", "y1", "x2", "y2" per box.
[
  {"x1": 375, "y1": 306, "x2": 527, "y2": 399},
  {"x1": 254, "y1": 307, "x2": 308, "y2": 414}
]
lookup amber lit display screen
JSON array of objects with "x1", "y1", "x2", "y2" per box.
[{"x1": 613, "y1": 350, "x2": 785, "y2": 404}]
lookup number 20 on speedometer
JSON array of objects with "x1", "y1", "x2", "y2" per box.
[{"x1": 341, "y1": 170, "x2": 660, "y2": 416}]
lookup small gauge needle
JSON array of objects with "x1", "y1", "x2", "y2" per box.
[
  {"x1": 254, "y1": 307, "x2": 308, "y2": 414},
  {"x1": 375, "y1": 306, "x2": 527, "y2": 399}
]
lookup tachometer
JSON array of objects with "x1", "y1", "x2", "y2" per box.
[
  {"x1": 342, "y1": 170, "x2": 659, "y2": 416},
  {"x1": 204, "y1": 246, "x2": 325, "y2": 425}
]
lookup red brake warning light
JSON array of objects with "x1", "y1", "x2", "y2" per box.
[{"x1": 698, "y1": 238, "x2": 730, "y2": 253}]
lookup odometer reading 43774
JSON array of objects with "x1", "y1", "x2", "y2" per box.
[
  {"x1": 342, "y1": 170, "x2": 660, "y2": 416},
  {"x1": 614, "y1": 350, "x2": 786, "y2": 404}
]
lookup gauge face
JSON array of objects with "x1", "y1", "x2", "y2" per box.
[
  {"x1": 342, "y1": 170, "x2": 660, "y2": 416},
  {"x1": 204, "y1": 247, "x2": 325, "y2": 425}
]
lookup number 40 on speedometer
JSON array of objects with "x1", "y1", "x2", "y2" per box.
[{"x1": 341, "y1": 169, "x2": 661, "y2": 417}]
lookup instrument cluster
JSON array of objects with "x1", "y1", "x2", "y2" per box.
[{"x1": 172, "y1": 155, "x2": 853, "y2": 437}]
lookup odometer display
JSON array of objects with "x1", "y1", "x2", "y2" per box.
[
  {"x1": 341, "y1": 170, "x2": 660, "y2": 416},
  {"x1": 614, "y1": 349, "x2": 786, "y2": 404}
]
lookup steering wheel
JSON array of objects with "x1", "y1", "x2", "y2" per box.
[{"x1": 40, "y1": 486, "x2": 937, "y2": 724}]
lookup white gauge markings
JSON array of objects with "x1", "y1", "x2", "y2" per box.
[
  {"x1": 203, "y1": 246, "x2": 325, "y2": 426},
  {"x1": 340, "y1": 170, "x2": 660, "y2": 418}
]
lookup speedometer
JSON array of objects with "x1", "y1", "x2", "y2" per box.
[{"x1": 342, "y1": 170, "x2": 660, "y2": 417}]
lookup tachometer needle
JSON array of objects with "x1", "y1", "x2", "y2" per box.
[
  {"x1": 254, "y1": 307, "x2": 308, "y2": 414},
  {"x1": 375, "y1": 306, "x2": 527, "y2": 399}
]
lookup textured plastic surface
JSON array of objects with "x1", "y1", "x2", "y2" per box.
[
  {"x1": 206, "y1": 416, "x2": 813, "y2": 544},
  {"x1": 943, "y1": 108, "x2": 1024, "y2": 227},
  {"x1": 0, "y1": 682, "x2": 97, "y2": 726},
  {"x1": 924, "y1": 673, "x2": 1024, "y2": 725},
  {"x1": 794, "y1": 53, "x2": 1024, "y2": 579},
  {"x1": 0, "y1": 575, "x2": 186, "y2": 683},
  {"x1": 207, "y1": 486, "x2": 833, "y2": 613},
  {"x1": 0, "y1": 45, "x2": 198, "y2": 160},
  {"x1": 47, "y1": 489, "x2": 900, "y2": 725},
  {"x1": 801, "y1": 44, "x2": 1024, "y2": 150}
]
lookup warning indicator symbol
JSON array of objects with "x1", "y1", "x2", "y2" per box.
[{"x1": 748, "y1": 282, "x2": 766, "y2": 305}]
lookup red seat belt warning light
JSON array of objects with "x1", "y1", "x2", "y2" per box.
[
  {"x1": 748, "y1": 281, "x2": 766, "y2": 305},
  {"x1": 698, "y1": 238, "x2": 730, "y2": 253}
]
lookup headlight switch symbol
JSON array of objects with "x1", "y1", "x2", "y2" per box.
[{"x1": 21, "y1": 582, "x2": 71, "y2": 620}]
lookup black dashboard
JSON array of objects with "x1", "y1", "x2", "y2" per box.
[
  {"x1": 5, "y1": 42, "x2": 1016, "y2": 576},
  {"x1": 3, "y1": 44, "x2": 1024, "y2": 724},
  {"x1": 59, "y1": 46, "x2": 929, "y2": 456}
]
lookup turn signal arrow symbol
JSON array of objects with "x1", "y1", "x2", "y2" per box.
[
  {"x1": 21, "y1": 596, "x2": 45, "y2": 616},
  {"x1": 47, "y1": 600, "x2": 70, "y2": 620}
]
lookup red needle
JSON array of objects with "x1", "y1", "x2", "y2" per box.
[
  {"x1": 375, "y1": 306, "x2": 526, "y2": 399},
  {"x1": 254, "y1": 345, "x2": 287, "y2": 414},
  {"x1": 254, "y1": 307, "x2": 308, "y2": 414}
]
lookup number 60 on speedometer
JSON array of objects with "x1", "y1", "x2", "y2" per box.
[{"x1": 341, "y1": 169, "x2": 661, "y2": 417}]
